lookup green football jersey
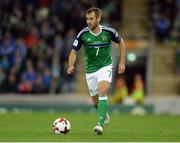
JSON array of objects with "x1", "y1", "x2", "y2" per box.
[{"x1": 72, "y1": 25, "x2": 121, "y2": 73}]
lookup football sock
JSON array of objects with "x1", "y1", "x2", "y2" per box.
[{"x1": 98, "y1": 96, "x2": 108, "y2": 126}]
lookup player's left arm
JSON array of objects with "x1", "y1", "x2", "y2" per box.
[
  {"x1": 110, "y1": 28, "x2": 126, "y2": 74},
  {"x1": 118, "y1": 38, "x2": 126, "y2": 74}
]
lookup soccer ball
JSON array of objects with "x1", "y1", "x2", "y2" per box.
[{"x1": 53, "y1": 117, "x2": 71, "y2": 134}]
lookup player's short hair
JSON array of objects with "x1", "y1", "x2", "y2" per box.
[{"x1": 86, "y1": 7, "x2": 102, "y2": 18}]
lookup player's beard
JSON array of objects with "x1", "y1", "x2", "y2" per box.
[{"x1": 89, "y1": 21, "x2": 98, "y2": 31}]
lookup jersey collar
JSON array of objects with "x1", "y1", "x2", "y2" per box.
[{"x1": 89, "y1": 25, "x2": 102, "y2": 36}]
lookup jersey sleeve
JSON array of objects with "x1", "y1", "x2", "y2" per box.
[
  {"x1": 110, "y1": 28, "x2": 121, "y2": 43},
  {"x1": 72, "y1": 33, "x2": 83, "y2": 51}
]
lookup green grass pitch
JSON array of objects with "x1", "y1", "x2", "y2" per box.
[{"x1": 0, "y1": 112, "x2": 180, "y2": 142}]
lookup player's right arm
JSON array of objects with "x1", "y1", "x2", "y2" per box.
[
  {"x1": 67, "y1": 49, "x2": 77, "y2": 75},
  {"x1": 67, "y1": 28, "x2": 85, "y2": 74}
]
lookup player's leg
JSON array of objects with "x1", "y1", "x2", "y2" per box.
[
  {"x1": 97, "y1": 81, "x2": 110, "y2": 126},
  {"x1": 94, "y1": 81, "x2": 110, "y2": 135},
  {"x1": 94, "y1": 65, "x2": 113, "y2": 134},
  {"x1": 85, "y1": 74, "x2": 103, "y2": 134},
  {"x1": 85, "y1": 72, "x2": 100, "y2": 108},
  {"x1": 97, "y1": 65, "x2": 112, "y2": 126},
  {"x1": 91, "y1": 94, "x2": 110, "y2": 124},
  {"x1": 91, "y1": 94, "x2": 98, "y2": 108}
]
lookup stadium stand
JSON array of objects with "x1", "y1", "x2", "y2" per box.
[{"x1": 0, "y1": 0, "x2": 123, "y2": 94}]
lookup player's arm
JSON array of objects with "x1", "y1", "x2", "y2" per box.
[
  {"x1": 67, "y1": 31, "x2": 83, "y2": 75},
  {"x1": 110, "y1": 28, "x2": 126, "y2": 74},
  {"x1": 67, "y1": 49, "x2": 77, "y2": 74},
  {"x1": 118, "y1": 38, "x2": 126, "y2": 74}
]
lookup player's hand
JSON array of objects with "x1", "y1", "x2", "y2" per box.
[
  {"x1": 67, "y1": 66, "x2": 75, "y2": 75},
  {"x1": 118, "y1": 62, "x2": 125, "y2": 74}
]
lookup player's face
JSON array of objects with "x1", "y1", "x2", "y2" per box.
[{"x1": 86, "y1": 12, "x2": 100, "y2": 30}]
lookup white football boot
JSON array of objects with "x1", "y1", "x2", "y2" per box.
[{"x1": 104, "y1": 113, "x2": 110, "y2": 125}]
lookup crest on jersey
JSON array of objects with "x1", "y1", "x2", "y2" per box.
[
  {"x1": 102, "y1": 36, "x2": 107, "y2": 41},
  {"x1": 87, "y1": 38, "x2": 91, "y2": 41}
]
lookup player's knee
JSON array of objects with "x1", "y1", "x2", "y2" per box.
[
  {"x1": 98, "y1": 81, "x2": 110, "y2": 96},
  {"x1": 98, "y1": 88, "x2": 108, "y2": 96}
]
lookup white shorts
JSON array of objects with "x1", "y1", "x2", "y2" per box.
[{"x1": 85, "y1": 65, "x2": 113, "y2": 96}]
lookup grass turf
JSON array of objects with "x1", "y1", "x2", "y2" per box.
[{"x1": 0, "y1": 112, "x2": 180, "y2": 142}]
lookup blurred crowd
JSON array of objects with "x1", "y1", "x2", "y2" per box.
[
  {"x1": 0, "y1": 0, "x2": 122, "y2": 94},
  {"x1": 150, "y1": 0, "x2": 179, "y2": 43},
  {"x1": 110, "y1": 74, "x2": 145, "y2": 105}
]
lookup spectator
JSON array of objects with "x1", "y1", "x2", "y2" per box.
[
  {"x1": 1, "y1": 73, "x2": 18, "y2": 93},
  {"x1": 0, "y1": 56, "x2": 11, "y2": 71},
  {"x1": 151, "y1": 0, "x2": 177, "y2": 42},
  {"x1": 19, "y1": 59, "x2": 37, "y2": 91},
  {"x1": 0, "y1": 67, "x2": 6, "y2": 90},
  {"x1": 131, "y1": 74, "x2": 145, "y2": 105},
  {"x1": 33, "y1": 75, "x2": 46, "y2": 93},
  {"x1": 24, "y1": 26, "x2": 40, "y2": 49},
  {"x1": 42, "y1": 68, "x2": 51, "y2": 91},
  {"x1": 0, "y1": 31, "x2": 16, "y2": 65},
  {"x1": 155, "y1": 13, "x2": 171, "y2": 41},
  {"x1": 110, "y1": 77, "x2": 129, "y2": 104}
]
